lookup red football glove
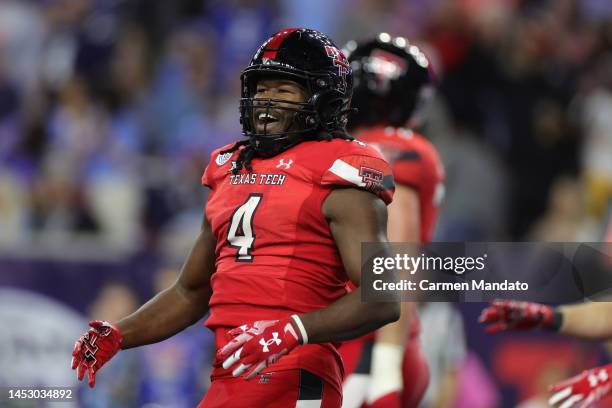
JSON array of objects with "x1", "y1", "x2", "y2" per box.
[
  {"x1": 217, "y1": 315, "x2": 307, "y2": 380},
  {"x1": 549, "y1": 364, "x2": 612, "y2": 408},
  {"x1": 478, "y1": 300, "x2": 555, "y2": 334},
  {"x1": 71, "y1": 320, "x2": 122, "y2": 388}
]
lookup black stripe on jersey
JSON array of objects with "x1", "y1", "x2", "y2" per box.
[
  {"x1": 354, "y1": 340, "x2": 374, "y2": 374},
  {"x1": 397, "y1": 150, "x2": 421, "y2": 161},
  {"x1": 383, "y1": 175, "x2": 395, "y2": 191},
  {"x1": 297, "y1": 369, "x2": 323, "y2": 400}
]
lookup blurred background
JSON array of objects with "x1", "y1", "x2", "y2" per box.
[{"x1": 1, "y1": 0, "x2": 612, "y2": 407}]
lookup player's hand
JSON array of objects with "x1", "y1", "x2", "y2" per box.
[
  {"x1": 71, "y1": 320, "x2": 122, "y2": 388},
  {"x1": 478, "y1": 300, "x2": 554, "y2": 334},
  {"x1": 549, "y1": 364, "x2": 612, "y2": 408},
  {"x1": 217, "y1": 316, "x2": 305, "y2": 380}
]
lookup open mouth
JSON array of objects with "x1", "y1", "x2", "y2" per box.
[{"x1": 257, "y1": 112, "x2": 280, "y2": 127}]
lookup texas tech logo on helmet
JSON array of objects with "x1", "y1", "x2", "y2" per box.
[
  {"x1": 359, "y1": 166, "x2": 384, "y2": 193},
  {"x1": 325, "y1": 46, "x2": 350, "y2": 91}
]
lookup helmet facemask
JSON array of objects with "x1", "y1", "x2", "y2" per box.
[
  {"x1": 240, "y1": 67, "x2": 351, "y2": 157},
  {"x1": 235, "y1": 28, "x2": 353, "y2": 160}
]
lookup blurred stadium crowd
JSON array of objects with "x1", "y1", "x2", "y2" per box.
[{"x1": 1, "y1": 0, "x2": 612, "y2": 407}]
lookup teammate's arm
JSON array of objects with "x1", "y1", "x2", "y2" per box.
[
  {"x1": 376, "y1": 184, "x2": 420, "y2": 346},
  {"x1": 557, "y1": 302, "x2": 612, "y2": 341},
  {"x1": 386, "y1": 184, "x2": 420, "y2": 242},
  {"x1": 298, "y1": 187, "x2": 401, "y2": 343},
  {"x1": 366, "y1": 185, "x2": 420, "y2": 406},
  {"x1": 480, "y1": 300, "x2": 612, "y2": 341}
]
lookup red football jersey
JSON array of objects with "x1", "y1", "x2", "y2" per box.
[
  {"x1": 339, "y1": 127, "x2": 445, "y2": 382},
  {"x1": 355, "y1": 126, "x2": 445, "y2": 243},
  {"x1": 202, "y1": 138, "x2": 394, "y2": 394}
]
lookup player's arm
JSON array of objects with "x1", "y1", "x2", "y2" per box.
[
  {"x1": 71, "y1": 212, "x2": 216, "y2": 387},
  {"x1": 300, "y1": 187, "x2": 401, "y2": 343},
  {"x1": 479, "y1": 300, "x2": 612, "y2": 341},
  {"x1": 116, "y1": 214, "x2": 216, "y2": 348},
  {"x1": 557, "y1": 302, "x2": 612, "y2": 340},
  {"x1": 217, "y1": 188, "x2": 400, "y2": 379}
]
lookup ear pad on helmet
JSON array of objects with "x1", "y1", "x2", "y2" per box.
[{"x1": 311, "y1": 90, "x2": 345, "y2": 129}]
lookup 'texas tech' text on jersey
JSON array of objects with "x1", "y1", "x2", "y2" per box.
[{"x1": 201, "y1": 138, "x2": 394, "y2": 393}]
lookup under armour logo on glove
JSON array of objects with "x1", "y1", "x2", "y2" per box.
[
  {"x1": 549, "y1": 364, "x2": 612, "y2": 408},
  {"x1": 217, "y1": 315, "x2": 308, "y2": 380},
  {"x1": 259, "y1": 333, "x2": 282, "y2": 352}
]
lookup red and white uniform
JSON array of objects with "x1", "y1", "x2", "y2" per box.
[
  {"x1": 201, "y1": 138, "x2": 394, "y2": 402},
  {"x1": 340, "y1": 127, "x2": 444, "y2": 408}
]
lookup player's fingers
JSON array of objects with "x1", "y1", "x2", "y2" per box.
[
  {"x1": 217, "y1": 333, "x2": 250, "y2": 360},
  {"x1": 88, "y1": 320, "x2": 104, "y2": 330},
  {"x1": 478, "y1": 307, "x2": 500, "y2": 323},
  {"x1": 87, "y1": 365, "x2": 96, "y2": 388},
  {"x1": 244, "y1": 361, "x2": 267, "y2": 380},
  {"x1": 484, "y1": 322, "x2": 508, "y2": 334},
  {"x1": 72, "y1": 339, "x2": 83, "y2": 357},
  {"x1": 232, "y1": 363, "x2": 251, "y2": 377},
  {"x1": 558, "y1": 394, "x2": 583, "y2": 408},
  {"x1": 582, "y1": 393, "x2": 597, "y2": 408},
  {"x1": 77, "y1": 361, "x2": 87, "y2": 381},
  {"x1": 549, "y1": 386, "x2": 572, "y2": 405},
  {"x1": 222, "y1": 347, "x2": 243, "y2": 370},
  {"x1": 228, "y1": 325, "x2": 248, "y2": 337},
  {"x1": 549, "y1": 375, "x2": 582, "y2": 393}
]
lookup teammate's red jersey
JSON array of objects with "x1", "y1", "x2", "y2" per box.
[
  {"x1": 340, "y1": 127, "x2": 444, "y2": 407},
  {"x1": 355, "y1": 126, "x2": 445, "y2": 243},
  {"x1": 202, "y1": 138, "x2": 394, "y2": 394}
]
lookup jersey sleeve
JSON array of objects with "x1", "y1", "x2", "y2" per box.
[
  {"x1": 321, "y1": 154, "x2": 395, "y2": 205},
  {"x1": 202, "y1": 163, "x2": 214, "y2": 189},
  {"x1": 202, "y1": 149, "x2": 222, "y2": 189},
  {"x1": 202, "y1": 144, "x2": 236, "y2": 190}
]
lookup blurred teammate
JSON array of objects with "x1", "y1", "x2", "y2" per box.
[
  {"x1": 340, "y1": 35, "x2": 444, "y2": 408},
  {"x1": 70, "y1": 28, "x2": 401, "y2": 408},
  {"x1": 480, "y1": 300, "x2": 612, "y2": 408}
]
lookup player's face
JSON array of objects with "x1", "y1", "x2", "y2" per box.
[{"x1": 253, "y1": 79, "x2": 309, "y2": 135}]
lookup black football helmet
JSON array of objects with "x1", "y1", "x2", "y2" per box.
[
  {"x1": 343, "y1": 34, "x2": 435, "y2": 130},
  {"x1": 240, "y1": 28, "x2": 353, "y2": 157}
]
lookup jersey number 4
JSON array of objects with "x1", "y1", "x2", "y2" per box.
[{"x1": 227, "y1": 193, "x2": 262, "y2": 262}]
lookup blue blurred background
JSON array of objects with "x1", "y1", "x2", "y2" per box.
[{"x1": 1, "y1": 0, "x2": 612, "y2": 407}]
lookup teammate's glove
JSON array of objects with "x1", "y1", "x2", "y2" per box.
[
  {"x1": 549, "y1": 364, "x2": 612, "y2": 408},
  {"x1": 217, "y1": 315, "x2": 307, "y2": 380},
  {"x1": 71, "y1": 320, "x2": 122, "y2": 388},
  {"x1": 478, "y1": 300, "x2": 557, "y2": 334}
]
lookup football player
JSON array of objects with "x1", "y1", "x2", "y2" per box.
[
  {"x1": 480, "y1": 300, "x2": 612, "y2": 407},
  {"x1": 70, "y1": 28, "x2": 401, "y2": 407},
  {"x1": 340, "y1": 35, "x2": 444, "y2": 408}
]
